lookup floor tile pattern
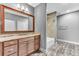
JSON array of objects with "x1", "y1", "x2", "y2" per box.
[{"x1": 31, "y1": 41, "x2": 79, "y2": 56}]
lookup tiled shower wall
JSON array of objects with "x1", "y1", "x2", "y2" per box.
[{"x1": 47, "y1": 12, "x2": 57, "y2": 38}]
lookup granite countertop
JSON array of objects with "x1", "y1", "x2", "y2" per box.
[{"x1": 0, "y1": 32, "x2": 40, "y2": 42}]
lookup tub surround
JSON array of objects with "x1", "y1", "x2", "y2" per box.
[
  {"x1": 47, "y1": 12, "x2": 57, "y2": 38},
  {"x1": 0, "y1": 32, "x2": 40, "y2": 56}
]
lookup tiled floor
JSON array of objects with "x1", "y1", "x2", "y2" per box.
[
  {"x1": 31, "y1": 40, "x2": 79, "y2": 56},
  {"x1": 30, "y1": 51, "x2": 47, "y2": 56}
]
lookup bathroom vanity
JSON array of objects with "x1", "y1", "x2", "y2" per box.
[
  {"x1": 0, "y1": 5, "x2": 40, "y2": 56},
  {"x1": 0, "y1": 32, "x2": 40, "y2": 56}
]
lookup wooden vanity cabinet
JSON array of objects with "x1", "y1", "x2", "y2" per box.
[{"x1": 0, "y1": 35, "x2": 40, "y2": 56}]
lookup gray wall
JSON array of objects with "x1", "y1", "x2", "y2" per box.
[
  {"x1": 57, "y1": 11, "x2": 79, "y2": 43},
  {"x1": 34, "y1": 3, "x2": 47, "y2": 50}
]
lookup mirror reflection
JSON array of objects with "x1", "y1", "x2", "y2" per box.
[{"x1": 4, "y1": 8, "x2": 33, "y2": 32}]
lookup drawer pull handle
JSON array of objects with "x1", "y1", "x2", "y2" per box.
[
  {"x1": 9, "y1": 49, "x2": 14, "y2": 51},
  {"x1": 10, "y1": 49, "x2": 14, "y2": 51},
  {"x1": 8, "y1": 49, "x2": 14, "y2": 52}
]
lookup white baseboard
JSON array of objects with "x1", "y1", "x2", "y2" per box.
[{"x1": 57, "y1": 39, "x2": 79, "y2": 45}]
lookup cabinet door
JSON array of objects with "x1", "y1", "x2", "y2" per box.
[
  {"x1": 19, "y1": 42, "x2": 28, "y2": 56},
  {"x1": 34, "y1": 35, "x2": 40, "y2": 50},
  {"x1": 27, "y1": 37, "x2": 34, "y2": 54},
  {"x1": 0, "y1": 43, "x2": 2, "y2": 56}
]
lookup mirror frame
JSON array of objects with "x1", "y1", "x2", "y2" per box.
[{"x1": 0, "y1": 5, "x2": 35, "y2": 33}]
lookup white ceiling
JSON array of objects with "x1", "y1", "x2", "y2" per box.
[
  {"x1": 47, "y1": 3, "x2": 79, "y2": 15},
  {"x1": 28, "y1": 3, "x2": 79, "y2": 15},
  {"x1": 28, "y1": 3, "x2": 40, "y2": 7}
]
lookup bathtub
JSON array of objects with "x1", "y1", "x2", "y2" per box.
[{"x1": 46, "y1": 37, "x2": 55, "y2": 52}]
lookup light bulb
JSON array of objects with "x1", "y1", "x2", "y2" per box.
[
  {"x1": 25, "y1": 8, "x2": 28, "y2": 11},
  {"x1": 66, "y1": 10, "x2": 70, "y2": 13},
  {"x1": 17, "y1": 4, "x2": 20, "y2": 8},
  {"x1": 21, "y1": 6, "x2": 24, "y2": 10}
]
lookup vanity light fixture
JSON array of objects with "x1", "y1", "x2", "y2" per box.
[
  {"x1": 25, "y1": 8, "x2": 29, "y2": 12},
  {"x1": 16, "y1": 4, "x2": 20, "y2": 8},
  {"x1": 66, "y1": 10, "x2": 71, "y2": 13},
  {"x1": 24, "y1": 8, "x2": 29, "y2": 13},
  {"x1": 21, "y1": 6, "x2": 25, "y2": 11}
]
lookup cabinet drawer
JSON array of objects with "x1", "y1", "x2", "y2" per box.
[
  {"x1": 4, "y1": 40, "x2": 17, "y2": 47},
  {"x1": 19, "y1": 37, "x2": 34, "y2": 43},
  {"x1": 4, "y1": 45, "x2": 17, "y2": 56},
  {"x1": 19, "y1": 41, "x2": 27, "y2": 46},
  {"x1": 19, "y1": 38, "x2": 28, "y2": 43}
]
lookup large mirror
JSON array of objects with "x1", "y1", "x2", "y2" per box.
[{"x1": 3, "y1": 6, "x2": 34, "y2": 32}]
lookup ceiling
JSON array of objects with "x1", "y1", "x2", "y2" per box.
[
  {"x1": 28, "y1": 3, "x2": 79, "y2": 15},
  {"x1": 28, "y1": 3, "x2": 40, "y2": 7},
  {"x1": 47, "y1": 3, "x2": 79, "y2": 15}
]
